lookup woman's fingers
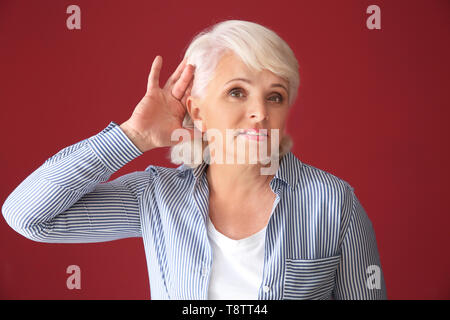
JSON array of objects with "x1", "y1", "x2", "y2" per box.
[
  {"x1": 171, "y1": 63, "x2": 195, "y2": 100},
  {"x1": 147, "y1": 55, "x2": 162, "y2": 93},
  {"x1": 185, "y1": 77, "x2": 193, "y2": 97},
  {"x1": 180, "y1": 78, "x2": 194, "y2": 108},
  {"x1": 146, "y1": 55, "x2": 194, "y2": 101},
  {"x1": 166, "y1": 57, "x2": 187, "y2": 87}
]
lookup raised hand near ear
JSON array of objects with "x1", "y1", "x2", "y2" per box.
[{"x1": 120, "y1": 55, "x2": 195, "y2": 152}]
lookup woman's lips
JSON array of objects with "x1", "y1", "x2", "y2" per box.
[
  {"x1": 240, "y1": 133, "x2": 268, "y2": 141},
  {"x1": 238, "y1": 129, "x2": 269, "y2": 141}
]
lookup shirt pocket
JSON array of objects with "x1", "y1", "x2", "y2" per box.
[{"x1": 283, "y1": 254, "x2": 341, "y2": 300}]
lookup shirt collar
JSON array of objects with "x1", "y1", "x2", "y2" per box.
[
  {"x1": 177, "y1": 151, "x2": 303, "y2": 191},
  {"x1": 272, "y1": 151, "x2": 303, "y2": 190}
]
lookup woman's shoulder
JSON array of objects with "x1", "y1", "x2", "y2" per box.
[
  {"x1": 144, "y1": 163, "x2": 195, "y2": 183},
  {"x1": 290, "y1": 153, "x2": 354, "y2": 196}
]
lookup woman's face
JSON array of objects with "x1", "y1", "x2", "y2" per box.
[{"x1": 187, "y1": 51, "x2": 291, "y2": 165}]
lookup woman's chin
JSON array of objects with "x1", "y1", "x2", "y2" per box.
[{"x1": 224, "y1": 145, "x2": 274, "y2": 165}]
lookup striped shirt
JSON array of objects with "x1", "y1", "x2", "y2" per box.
[{"x1": 2, "y1": 121, "x2": 387, "y2": 300}]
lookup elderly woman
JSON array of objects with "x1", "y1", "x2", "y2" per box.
[{"x1": 2, "y1": 20, "x2": 386, "y2": 300}]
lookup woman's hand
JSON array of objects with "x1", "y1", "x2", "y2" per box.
[{"x1": 120, "y1": 55, "x2": 195, "y2": 153}]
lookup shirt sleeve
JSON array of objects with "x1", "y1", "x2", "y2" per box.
[
  {"x1": 333, "y1": 185, "x2": 388, "y2": 299},
  {"x1": 1, "y1": 121, "x2": 150, "y2": 243}
]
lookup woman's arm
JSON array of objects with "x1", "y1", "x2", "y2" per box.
[
  {"x1": 333, "y1": 186, "x2": 388, "y2": 299},
  {"x1": 2, "y1": 55, "x2": 194, "y2": 243},
  {"x1": 1, "y1": 122, "x2": 147, "y2": 243}
]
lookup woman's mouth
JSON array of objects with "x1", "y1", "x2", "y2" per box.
[{"x1": 237, "y1": 129, "x2": 268, "y2": 141}]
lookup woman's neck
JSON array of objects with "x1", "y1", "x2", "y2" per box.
[{"x1": 206, "y1": 162, "x2": 274, "y2": 200}]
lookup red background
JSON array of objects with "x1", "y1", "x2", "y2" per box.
[{"x1": 0, "y1": 0, "x2": 449, "y2": 300}]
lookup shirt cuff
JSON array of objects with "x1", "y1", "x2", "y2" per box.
[{"x1": 87, "y1": 121, "x2": 144, "y2": 172}]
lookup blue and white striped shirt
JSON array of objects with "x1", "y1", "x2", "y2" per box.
[{"x1": 2, "y1": 121, "x2": 387, "y2": 300}]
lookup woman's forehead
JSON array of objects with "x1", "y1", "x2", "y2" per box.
[{"x1": 212, "y1": 53, "x2": 288, "y2": 87}]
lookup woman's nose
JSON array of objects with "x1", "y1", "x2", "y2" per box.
[{"x1": 249, "y1": 99, "x2": 268, "y2": 122}]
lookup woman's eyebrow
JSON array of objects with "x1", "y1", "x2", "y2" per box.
[{"x1": 224, "y1": 78, "x2": 288, "y2": 93}]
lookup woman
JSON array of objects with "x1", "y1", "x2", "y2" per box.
[{"x1": 2, "y1": 19, "x2": 387, "y2": 300}]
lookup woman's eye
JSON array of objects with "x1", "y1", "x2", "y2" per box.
[
  {"x1": 228, "y1": 88, "x2": 284, "y2": 103},
  {"x1": 270, "y1": 95, "x2": 282, "y2": 103},
  {"x1": 229, "y1": 88, "x2": 244, "y2": 98}
]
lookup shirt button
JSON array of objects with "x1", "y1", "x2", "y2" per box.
[
  {"x1": 201, "y1": 268, "x2": 208, "y2": 277},
  {"x1": 263, "y1": 285, "x2": 270, "y2": 293}
]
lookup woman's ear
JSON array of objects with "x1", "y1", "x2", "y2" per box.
[{"x1": 186, "y1": 96, "x2": 205, "y2": 132}]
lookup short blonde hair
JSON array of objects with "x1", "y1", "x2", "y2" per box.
[{"x1": 169, "y1": 19, "x2": 299, "y2": 168}]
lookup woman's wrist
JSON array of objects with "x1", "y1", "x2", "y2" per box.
[{"x1": 119, "y1": 120, "x2": 153, "y2": 153}]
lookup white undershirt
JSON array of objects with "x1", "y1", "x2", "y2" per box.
[{"x1": 206, "y1": 216, "x2": 267, "y2": 300}]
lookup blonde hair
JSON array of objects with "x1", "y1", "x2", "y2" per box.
[{"x1": 169, "y1": 19, "x2": 299, "y2": 168}]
